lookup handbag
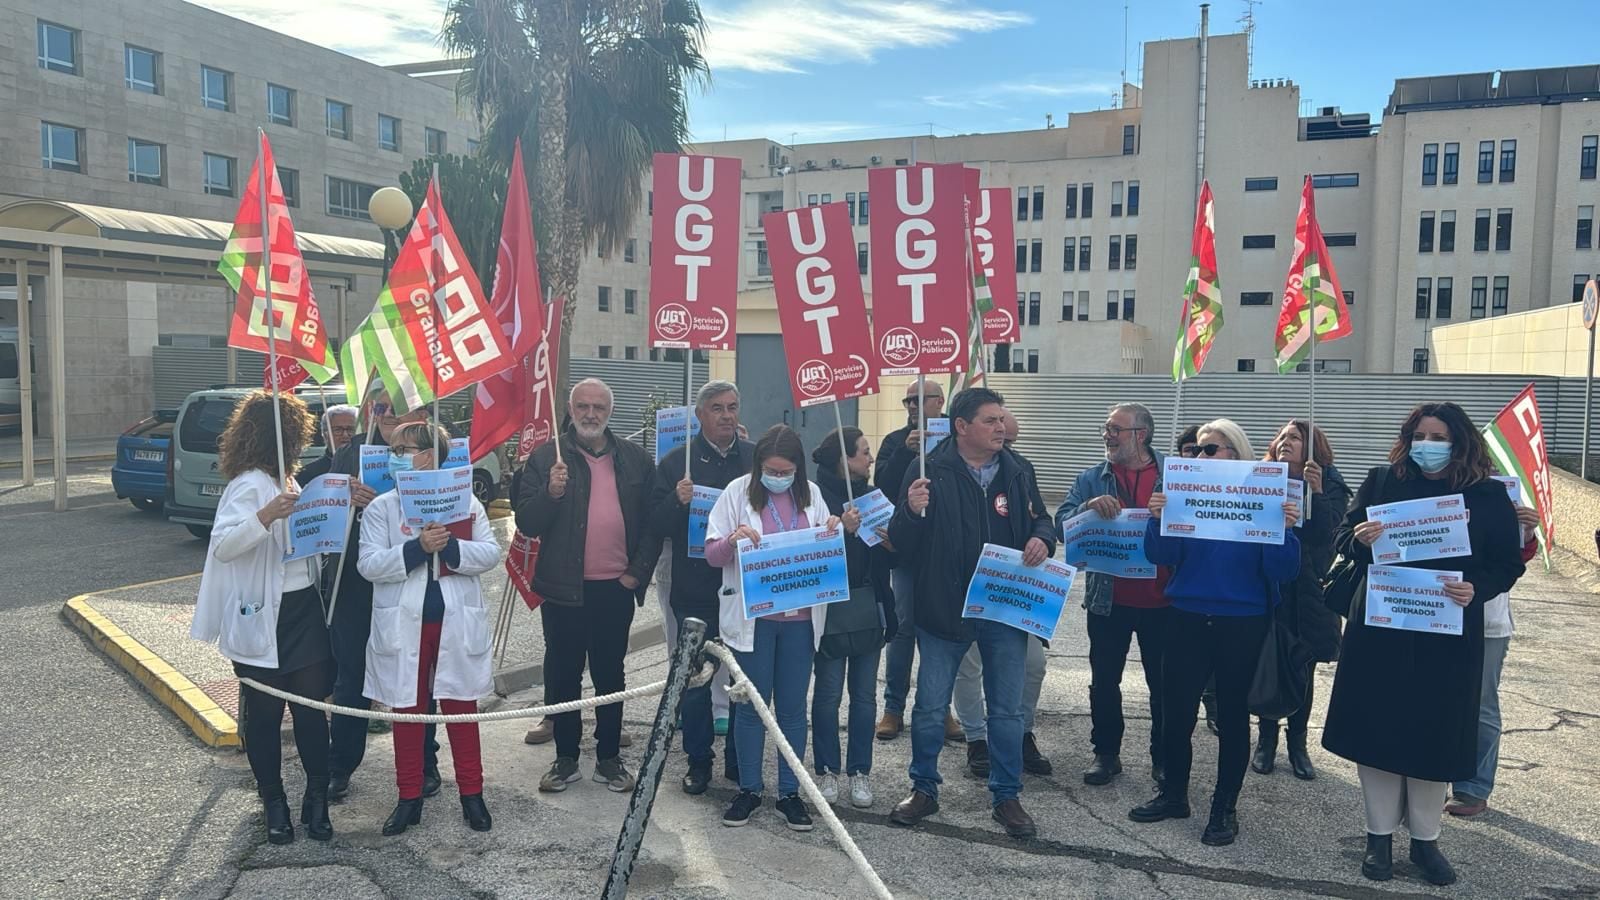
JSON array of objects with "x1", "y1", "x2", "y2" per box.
[
  {"x1": 1319, "y1": 466, "x2": 1388, "y2": 618},
  {"x1": 1248, "y1": 607, "x2": 1311, "y2": 719}
]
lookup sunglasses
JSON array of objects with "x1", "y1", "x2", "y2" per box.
[
  {"x1": 902, "y1": 397, "x2": 941, "y2": 408},
  {"x1": 370, "y1": 402, "x2": 393, "y2": 416},
  {"x1": 1196, "y1": 443, "x2": 1230, "y2": 457}
]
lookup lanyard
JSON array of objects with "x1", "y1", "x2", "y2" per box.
[{"x1": 764, "y1": 494, "x2": 802, "y2": 533}]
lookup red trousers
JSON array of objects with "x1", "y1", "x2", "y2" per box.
[{"x1": 394, "y1": 620, "x2": 484, "y2": 799}]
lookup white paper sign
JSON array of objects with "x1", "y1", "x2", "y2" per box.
[
  {"x1": 1365, "y1": 565, "x2": 1465, "y2": 636},
  {"x1": 1368, "y1": 494, "x2": 1472, "y2": 564},
  {"x1": 396, "y1": 467, "x2": 474, "y2": 528}
]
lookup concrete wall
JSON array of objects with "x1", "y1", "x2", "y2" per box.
[
  {"x1": 1551, "y1": 467, "x2": 1600, "y2": 565},
  {"x1": 1431, "y1": 302, "x2": 1597, "y2": 376}
]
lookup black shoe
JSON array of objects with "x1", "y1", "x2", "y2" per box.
[
  {"x1": 1128, "y1": 791, "x2": 1190, "y2": 823},
  {"x1": 382, "y1": 798, "x2": 423, "y2": 836},
  {"x1": 327, "y1": 773, "x2": 351, "y2": 802},
  {"x1": 300, "y1": 776, "x2": 333, "y2": 842},
  {"x1": 1201, "y1": 796, "x2": 1238, "y2": 846},
  {"x1": 1251, "y1": 722, "x2": 1278, "y2": 775},
  {"x1": 422, "y1": 769, "x2": 442, "y2": 798},
  {"x1": 1409, "y1": 838, "x2": 1457, "y2": 886},
  {"x1": 1361, "y1": 833, "x2": 1393, "y2": 881},
  {"x1": 1083, "y1": 754, "x2": 1122, "y2": 786},
  {"x1": 683, "y1": 762, "x2": 712, "y2": 795},
  {"x1": 1022, "y1": 733, "x2": 1053, "y2": 776},
  {"x1": 776, "y1": 794, "x2": 814, "y2": 832},
  {"x1": 992, "y1": 799, "x2": 1037, "y2": 839},
  {"x1": 1286, "y1": 730, "x2": 1316, "y2": 781},
  {"x1": 460, "y1": 793, "x2": 493, "y2": 832},
  {"x1": 889, "y1": 790, "x2": 939, "y2": 827},
  {"x1": 966, "y1": 739, "x2": 991, "y2": 778},
  {"x1": 722, "y1": 790, "x2": 762, "y2": 827},
  {"x1": 260, "y1": 783, "x2": 294, "y2": 845}
]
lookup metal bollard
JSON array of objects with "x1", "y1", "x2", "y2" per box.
[{"x1": 602, "y1": 616, "x2": 709, "y2": 900}]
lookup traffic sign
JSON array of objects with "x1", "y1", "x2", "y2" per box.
[{"x1": 1584, "y1": 278, "x2": 1599, "y2": 331}]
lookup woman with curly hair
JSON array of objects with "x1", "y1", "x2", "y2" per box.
[{"x1": 191, "y1": 390, "x2": 336, "y2": 845}]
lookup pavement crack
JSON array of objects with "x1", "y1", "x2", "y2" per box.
[{"x1": 1500, "y1": 707, "x2": 1598, "y2": 737}]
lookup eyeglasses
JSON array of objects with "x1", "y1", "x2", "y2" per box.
[
  {"x1": 1101, "y1": 425, "x2": 1147, "y2": 437},
  {"x1": 1197, "y1": 443, "x2": 1231, "y2": 457},
  {"x1": 370, "y1": 402, "x2": 392, "y2": 416},
  {"x1": 902, "y1": 397, "x2": 941, "y2": 408},
  {"x1": 329, "y1": 425, "x2": 357, "y2": 436}
]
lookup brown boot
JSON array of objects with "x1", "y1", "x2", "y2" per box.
[
  {"x1": 523, "y1": 716, "x2": 554, "y2": 745},
  {"x1": 945, "y1": 712, "x2": 965, "y2": 743},
  {"x1": 992, "y1": 799, "x2": 1037, "y2": 839},
  {"x1": 888, "y1": 790, "x2": 939, "y2": 827},
  {"x1": 875, "y1": 711, "x2": 903, "y2": 741}
]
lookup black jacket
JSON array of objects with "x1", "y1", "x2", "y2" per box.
[
  {"x1": 514, "y1": 427, "x2": 659, "y2": 607},
  {"x1": 874, "y1": 422, "x2": 921, "y2": 513},
  {"x1": 815, "y1": 468, "x2": 896, "y2": 646},
  {"x1": 1280, "y1": 464, "x2": 1352, "y2": 662},
  {"x1": 886, "y1": 439, "x2": 1057, "y2": 643},
  {"x1": 647, "y1": 433, "x2": 756, "y2": 620}
]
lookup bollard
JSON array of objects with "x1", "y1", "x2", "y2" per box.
[{"x1": 602, "y1": 616, "x2": 709, "y2": 900}]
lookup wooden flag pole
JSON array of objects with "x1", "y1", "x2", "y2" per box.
[
  {"x1": 832, "y1": 401, "x2": 854, "y2": 503},
  {"x1": 546, "y1": 286, "x2": 563, "y2": 466}
]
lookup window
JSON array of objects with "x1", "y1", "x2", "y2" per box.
[
  {"x1": 326, "y1": 100, "x2": 351, "y2": 140},
  {"x1": 1240, "y1": 292, "x2": 1273, "y2": 306},
  {"x1": 467, "y1": 139, "x2": 479, "y2": 155},
  {"x1": 1242, "y1": 234, "x2": 1276, "y2": 250},
  {"x1": 1027, "y1": 349, "x2": 1039, "y2": 373},
  {"x1": 378, "y1": 115, "x2": 401, "y2": 152},
  {"x1": 1123, "y1": 290, "x2": 1136, "y2": 321},
  {"x1": 1028, "y1": 292, "x2": 1041, "y2": 326},
  {"x1": 1016, "y1": 189, "x2": 1029, "y2": 221},
  {"x1": 1310, "y1": 173, "x2": 1358, "y2": 188},
  {"x1": 1419, "y1": 212, "x2": 1435, "y2": 252},
  {"x1": 857, "y1": 242, "x2": 868, "y2": 274},
  {"x1": 821, "y1": 193, "x2": 832, "y2": 205},
  {"x1": 1499, "y1": 140, "x2": 1517, "y2": 183},
  {"x1": 1127, "y1": 181, "x2": 1140, "y2": 216},
  {"x1": 125, "y1": 46, "x2": 160, "y2": 93},
  {"x1": 624, "y1": 288, "x2": 637, "y2": 314},
  {"x1": 1575, "y1": 275, "x2": 1593, "y2": 304},
  {"x1": 36, "y1": 21, "x2": 78, "y2": 74},
  {"x1": 993, "y1": 345, "x2": 1012, "y2": 372},
  {"x1": 1474, "y1": 209, "x2": 1491, "y2": 252},
  {"x1": 325, "y1": 176, "x2": 377, "y2": 219},
  {"x1": 1443, "y1": 143, "x2": 1459, "y2": 184},
  {"x1": 1422, "y1": 143, "x2": 1438, "y2": 186},
  {"x1": 1061, "y1": 291, "x2": 1074, "y2": 321},
  {"x1": 1122, "y1": 124, "x2": 1137, "y2": 155},
  {"x1": 1106, "y1": 290, "x2": 1120, "y2": 320},
  {"x1": 1583, "y1": 135, "x2": 1598, "y2": 180},
  {"x1": 1324, "y1": 233, "x2": 1357, "y2": 247},
  {"x1": 1063, "y1": 184, "x2": 1078, "y2": 218},
  {"x1": 1077, "y1": 290, "x2": 1090, "y2": 320},
  {"x1": 1492, "y1": 276, "x2": 1509, "y2": 316},
  {"x1": 201, "y1": 66, "x2": 232, "y2": 111},
  {"x1": 1032, "y1": 186, "x2": 1044, "y2": 220},
  {"x1": 756, "y1": 240, "x2": 770, "y2": 277},
  {"x1": 1029, "y1": 239, "x2": 1042, "y2": 273},
  {"x1": 1108, "y1": 235, "x2": 1121, "y2": 270},
  {"x1": 1078, "y1": 237, "x2": 1091, "y2": 271},
  {"x1": 1081, "y1": 183, "x2": 1094, "y2": 217},
  {"x1": 1111, "y1": 181, "x2": 1124, "y2": 217},
  {"x1": 598, "y1": 345, "x2": 612, "y2": 359},
  {"x1": 1125, "y1": 234, "x2": 1137, "y2": 270},
  {"x1": 1295, "y1": 359, "x2": 1352, "y2": 374},
  {"x1": 40, "y1": 123, "x2": 82, "y2": 173},
  {"x1": 1016, "y1": 292, "x2": 1025, "y2": 323},
  {"x1": 624, "y1": 346, "x2": 638, "y2": 360},
  {"x1": 1014, "y1": 240, "x2": 1027, "y2": 273},
  {"x1": 858, "y1": 191, "x2": 869, "y2": 224},
  {"x1": 1436, "y1": 277, "x2": 1453, "y2": 319},
  {"x1": 1478, "y1": 141, "x2": 1494, "y2": 183},
  {"x1": 1495, "y1": 209, "x2": 1512, "y2": 252},
  {"x1": 1471, "y1": 276, "x2": 1487, "y2": 319},
  {"x1": 1580, "y1": 206, "x2": 1595, "y2": 250},
  {"x1": 202, "y1": 152, "x2": 236, "y2": 196},
  {"x1": 1244, "y1": 177, "x2": 1278, "y2": 192},
  {"x1": 277, "y1": 167, "x2": 299, "y2": 208},
  {"x1": 624, "y1": 238, "x2": 636, "y2": 263},
  {"x1": 1440, "y1": 210, "x2": 1456, "y2": 252},
  {"x1": 1412, "y1": 349, "x2": 1429, "y2": 374},
  {"x1": 1062, "y1": 237, "x2": 1076, "y2": 272},
  {"x1": 894, "y1": 157, "x2": 908, "y2": 166},
  {"x1": 426, "y1": 128, "x2": 448, "y2": 156},
  {"x1": 808, "y1": 193, "x2": 819, "y2": 207},
  {"x1": 1343, "y1": 290, "x2": 1356, "y2": 307},
  {"x1": 1237, "y1": 359, "x2": 1257, "y2": 373},
  {"x1": 127, "y1": 138, "x2": 163, "y2": 185},
  {"x1": 846, "y1": 192, "x2": 857, "y2": 223},
  {"x1": 267, "y1": 84, "x2": 295, "y2": 126},
  {"x1": 598, "y1": 286, "x2": 611, "y2": 312}
]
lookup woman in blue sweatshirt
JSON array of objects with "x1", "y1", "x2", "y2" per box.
[{"x1": 1127, "y1": 418, "x2": 1300, "y2": 847}]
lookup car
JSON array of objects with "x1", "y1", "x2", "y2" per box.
[
  {"x1": 112, "y1": 409, "x2": 176, "y2": 511},
  {"x1": 0, "y1": 325, "x2": 37, "y2": 435}
]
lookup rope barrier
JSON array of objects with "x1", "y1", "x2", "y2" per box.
[{"x1": 236, "y1": 677, "x2": 668, "y2": 724}]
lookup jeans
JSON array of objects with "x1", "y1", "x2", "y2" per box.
[
  {"x1": 1087, "y1": 604, "x2": 1171, "y2": 762},
  {"x1": 1160, "y1": 610, "x2": 1269, "y2": 801},
  {"x1": 882, "y1": 568, "x2": 917, "y2": 715},
  {"x1": 813, "y1": 647, "x2": 881, "y2": 775},
  {"x1": 540, "y1": 580, "x2": 636, "y2": 761},
  {"x1": 952, "y1": 638, "x2": 1046, "y2": 741},
  {"x1": 733, "y1": 617, "x2": 815, "y2": 796},
  {"x1": 909, "y1": 622, "x2": 1027, "y2": 804},
  {"x1": 676, "y1": 610, "x2": 739, "y2": 773},
  {"x1": 1453, "y1": 635, "x2": 1510, "y2": 801}
]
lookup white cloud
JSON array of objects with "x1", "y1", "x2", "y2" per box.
[
  {"x1": 696, "y1": 120, "x2": 886, "y2": 143},
  {"x1": 922, "y1": 77, "x2": 1122, "y2": 110},
  {"x1": 198, "y1": 1, "x2": 448, "y2": 65}
]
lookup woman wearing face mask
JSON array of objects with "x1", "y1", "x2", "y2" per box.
[
  {"x1": 359, "y1": 422, "x2": 502, "y2": 836},
  {"x1": 1252, "y1": 420, "x2": 1351, "y2": 781},
  {"x1": 705, "y1": 425, "x2": 840, "y2": 832},
  {"x1": 1322, "y1": 402, "x2": 1525, "y2": 886}
]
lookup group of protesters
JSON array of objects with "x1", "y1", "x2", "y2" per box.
[{"x1": 192, "y1": 374, "x2": 1534, "y2": 888}]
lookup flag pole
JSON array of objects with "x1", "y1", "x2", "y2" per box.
[
  {"x1": 429, "y1": 163, "x2": 443, "y2": 573},
  {"x1": 833, "y1": 401, "x2": 854, "y2": 504},
  {"x1": 684, "y1": 348, "x2": 693, "y2": 484},
  {"x1": 326, "y1": 393, "x2": 377, "y2": 626},
  {"x1": 546, "y1": 287, "x2": 562, "y2": 466},
  {"x1": 258, "y1": 129, "x2": 287, "y2": 489}
]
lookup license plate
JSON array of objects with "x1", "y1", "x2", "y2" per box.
[
  {"x1": 199, "y1": 483, "x2": 224, "y2": 497},
  {"x1": 133, "y1": 449, "x2": 163, "y2": 462}
]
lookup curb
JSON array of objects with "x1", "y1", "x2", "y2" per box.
[
  {"x1": 62, "y1": 595, "x2": 240, "y2": 748},
  {"x1": 0, "y1": 452, "x2": 117, "y2": 470}
]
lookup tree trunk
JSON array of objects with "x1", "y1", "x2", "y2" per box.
[{"x1": 532, "y1": 0, "x2": 582, "y2": 423}]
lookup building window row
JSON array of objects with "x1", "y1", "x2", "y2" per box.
[{"x1": 1420, "y1": 143, "x2": 1461, "y2": 186}]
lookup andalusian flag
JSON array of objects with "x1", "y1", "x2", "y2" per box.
[
  {"x1": 1483, "y1": 384, "x2": 1555, "y2": 570},
  {"x1": 1273, "y1": 176, "x2": 1353, "y2": 373},
  {"x1": 1171, "y1": 181, "x2": 1221, "y2": 382},
  {"x1": 341, "y1": 287, "x2": 434, "y2": 414}
]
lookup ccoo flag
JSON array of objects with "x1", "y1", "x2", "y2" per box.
[
  {"x1": 1273, "y1": 176, "x2": 1353, "y2": 373},
  {"x1": 1171, "y1": 181, "x2": 1222, "y2": 382}
]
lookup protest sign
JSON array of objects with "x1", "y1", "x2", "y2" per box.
[
  {"x1": 924, "y1": 417, "x2": 950, "y2": 452},
  {"x1": 868, "y1": 163, "x2": 970, "y2": 376},
  {"x1": 284, "y1": 474, "x2": 351, "y2": 561},
  {"x1": 961, "y1": 543, "x2": 1076, "y2": 641},
  {"x1": 687, "y1": 485, "x2": 721, "y2": 559},
  {"x1": 1367, "y1": 494, "x2": 1471, "y2": 564},
  {"x1": 1364, "y1": 565, "x2": 1465, "y2": 636},
  {"x1": 1060, "y1": 508, "x2": 1156, "y2": 579},
  {"x1": 852, "y1": 488, "x2": 896, "y2": 547},
  {"x1": 1288, "y1": 478, "x2": 1305, "y2": 527},
  {"x1": 763, "y1": 202, "x2": 878, "y2": 407},
  {"x1": 1492, "y1": 475, "x2": 1521, "y2": 504},
  {"x1": 360, "y1": 444, "x2": 395, "y2": 494},
  {"x1": 1160, "y1": 458, "x2": 1290, "y2": 545},
  {"x1": 396, "y1": 466, "x2": 474, "y2": 528},
  {"x1": 738, "y1": 526, "x2": 850, "y2": 620},
  {"x1": 655, "y1": 405, "x2": 701, "y2": 464},
  {"x1": 443, "y1": 437, "x2": 470, "y2": 469},
  {"x1": 969, "y1": 184, "x2": 1020, "y2": 344},
  {"x1": 648, "y1": 153, "x2": 741, "y2": 350}
]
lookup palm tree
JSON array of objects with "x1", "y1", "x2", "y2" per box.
[
  {"x1": 442, "y1": 0, "x2": 710, "y2": 409},
  {"x1": 398, "y1": 152, "x2": 507, "y2": 289}
]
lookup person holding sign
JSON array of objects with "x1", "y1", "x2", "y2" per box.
[
  {"x1": 1130, "y1": 419, "x2": 1300, "y2": 848},
  {"x1": 705, "y1": 425, "x2": 840, "y2": 832},
  {"x1": 191, "y1": 391, "x2": 334, "y2": 846},
  {"x1": 810, "y1": 427, "x2": 897, "y2": 809},
  {"x1": 885, "y1": 388, "x2": 1057, "y2": 841},
  {"x1": 1251, "y1": 421, "x2": 1351, "y2": 782},
  {"x1": 359, "y1": 422, "x2": 502, "y2": 837},
  {"x1": 1322, "y1": 403, "x2": 1525, "y2": 886}
]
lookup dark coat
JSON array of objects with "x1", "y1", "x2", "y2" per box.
[
  {"x1": 814, "y1": 467, "x2": 896, "y2": 655},
  {"x1": 1281, "y1": 463, "x2": 1352, "y2": 662},
  {"x1": 647, "y1": 434, "x2": 757, "y2": 621},
  {"x1": 514, "y1": 427, "x2": 660, "y2": 607},
  {"x1": 311, "y1": 436, "x2": 380, "y2": 610},
  {"x1": 1321, "y1": 465, "x2": 1525, "y2": 782},
  {"x1": 886, "y1": 439, "x2": 1057, "y2": 643},
  {"x1": 873, "y1": 422, "x2": 919, "y2": 516}
]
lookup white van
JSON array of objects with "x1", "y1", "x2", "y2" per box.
[{"x1": 0, "y1": 326, "x2": 35, "y2": 434}]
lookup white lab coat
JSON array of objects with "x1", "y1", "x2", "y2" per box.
[
  {"x1": 358, "y1": 491, "x2": 501, "y2": 708},
  {"x1": 192, "y1": 469, "x2": 295, "y2": 668},
  {"x1": 705, "y1": 474, "x2": 833, "y2": 653}
]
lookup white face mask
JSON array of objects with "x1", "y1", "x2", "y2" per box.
[{"x1": 761, "y1": 473, "x2": 795, "y2": 494}]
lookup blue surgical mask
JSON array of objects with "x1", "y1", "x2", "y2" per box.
[
  {"x1": 387, "y1": 452, "x2": 416, "y2": 479},
  {"x1": 1409, "y1": 440, "x2": 1453, "y2": 474},
  {"x1": 761, "y1": 473, "x2": 795, "y2": 494}
]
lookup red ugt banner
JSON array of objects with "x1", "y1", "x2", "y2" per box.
[
  {"x1": 972, "y1": 186, "x2": 1018, "y2": 344},
  {"x1": 868, "y1": 164, "x2": 971, "y2": 375},
  {"x1": 514, "y1": 295, "x2": 566, "y2": 463},
  {"x1": 648, "y1": 153, "x2": 741, "y2": 350},
  {"x1": 763, "y1": 203, "x2": 878, "y2": 408}
]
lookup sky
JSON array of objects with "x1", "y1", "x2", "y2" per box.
[{"x1": 199, "y1": 0, "x2": 1597, "y2": 145}]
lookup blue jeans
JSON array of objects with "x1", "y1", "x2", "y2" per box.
[
  {"x1": 734, "y1": 617, "x2": 814, "y2": 796},
  {"x1": 882, "y1": 569, "x2": 917, "y2": 714},
  {"x1": 1454, "y1": 635, "x2": 1510, "y2": 801},
  {"x1": 909, "y1": 622, "x2": 1027, "y2": 804},
  {"x1": 813, "y1": 647, "x2": 881, "y2": 775},
  {"x1": 952, "y1": 638, "x2": 1045, "y2": 742},
  {"x1": 676, "y1": 611, "x2": 737, "y2": 772}
]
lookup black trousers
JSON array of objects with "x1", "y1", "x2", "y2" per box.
[
  {"x1": 327, "y1": 591, "x2": 437, "y2": 779},
  {"x1": 541, "y1": 579, "x2": 637, "y2": 760},
  {"x1": 241, "y1": 661, "x2": 333, "y2": 791},
  {"x1": 1160, "y1": 610, "x2": 1269, "y2": 801},
  {"x1": 1087, "y1": 604, "x2": 1171, "y2": 763}
]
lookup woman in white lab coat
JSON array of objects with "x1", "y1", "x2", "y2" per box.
[{"x1": 359, "y1": 422, "x2": 502, "y2": 835}]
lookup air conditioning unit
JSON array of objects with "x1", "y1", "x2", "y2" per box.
[
  {"x1": 803, "y1": 159, "x2": 817, "y2": 170},
  {"x1": 829, "y1": 158, "x2": 843, "y2": 168},
  {"x1": 870, "y1": 155, "x2": 883, "y2": 165}
]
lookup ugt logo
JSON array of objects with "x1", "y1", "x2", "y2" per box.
[
  {"x1": 880, "y1": 327, "x2": 919, "y2": 367},
  {"x1": 796, "y1": 360, "x2": 834, "y2": 398},
  {"x1": 655, "y1": 303, "x2": 691, "y2": 341}
]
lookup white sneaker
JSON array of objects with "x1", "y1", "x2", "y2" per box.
[
  {"x1": 817, "y1": 772, "x2": 839, "y2": 804},
  {"x1": 849, "y1": 773, "x2": 873, "y2": 808}
]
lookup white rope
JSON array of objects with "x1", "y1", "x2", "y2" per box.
[
  {"x1": 703, "y1": 643, "x2": 895, "y2": 900},
  {"x1": 237, "y1": 676, "x2": 667, "y2": 724}
]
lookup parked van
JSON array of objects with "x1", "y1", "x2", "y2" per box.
[{"x1": 0, "y1": 326, "x2": 35, "y2": 434}]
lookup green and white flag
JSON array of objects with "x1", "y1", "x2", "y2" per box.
[{"x1": 341, "y1": 287, "x2": 434, "y2": 414}]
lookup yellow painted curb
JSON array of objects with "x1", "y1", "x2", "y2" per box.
[{"x1": 63, "y1": 594, "x2": 240, "y2": 749}]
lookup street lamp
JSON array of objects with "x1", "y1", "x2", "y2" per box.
[{"x1": 367, "y1": 186, "x2": 414, "y2": 282}]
